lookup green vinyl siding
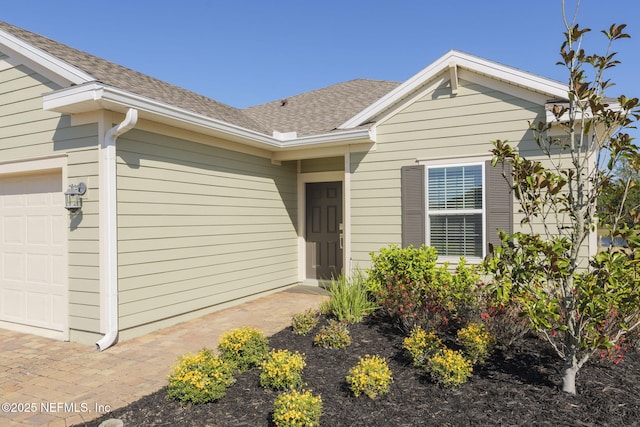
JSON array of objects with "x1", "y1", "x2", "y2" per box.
[
  {"x1": 300, "y1": 156, "x2": 344, "y2": 173},
  {"x1": 350, "y1": 75, "x2": 545, "y2": 267},
  {"x1": 0, "y1": 60, "x2": 101, "y2": 343}
]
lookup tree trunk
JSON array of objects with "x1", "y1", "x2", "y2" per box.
[{"x1": 562, "y1": 360, "x2": 579, "y2": 394}]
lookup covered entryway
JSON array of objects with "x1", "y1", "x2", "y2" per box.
[
  {"x1": 305, "y1": 181, "x2": 343, "y2": 280},
  {"x1": 0, "y1": 170, "x2": 67, "y2": 340}
]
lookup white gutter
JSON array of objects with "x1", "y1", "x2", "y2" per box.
[
  {"x1": 42, "y1": 82, "x2": 376, "y2": 151},
  {"x1": 96, "y1": 108, "x2": 138, "y2": 351},
  {"x1": 43, "y1": 83, "x2": 283, "y2": 148}
]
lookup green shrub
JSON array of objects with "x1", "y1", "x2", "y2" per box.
[
  {"x1": 427, "y1": 348, "x2": 473, "y2": 388},
  {"x1": 366, "y1": 244, "x2": 438, "y2": 296},
  {"x1": 368, "y1": 244, "x2": 481, "y2": 332},
  {"x1": 346, "y1": 354, "x2": 393, "y2": 399},
  {"x1": 320, "y1": 271, "x2": 378, "y2": 323},
  {"x1": 457, "y1": 322, "x2": 495, "y2": 365},
  {"x1": 313, "y1": 319, "x2": 351, "y2": 349},
  {"x1": 217, "y1": 327, "x2": 269, "y2": 372},
  {"x1": 402, "y1": 325, "x2": 443, "y2": 367},
  {"x1": 260, "y1": 349, "x2": 306, "y2": 390},
  {"x1": 434, "y1": 259, "x2": 481, "y2": 324},
  {"x1": 167, "y1": 348, "x2": 236, "y2": 405},
  {"x1": 272, "y1": 389, "x2": 322, "y2": 427},
  {"x1": 292, "y1": 309, "x2": 320, "y2": 335}
]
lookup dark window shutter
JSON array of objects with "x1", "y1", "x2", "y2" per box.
[
  {"x1": 485, "y1": 160, "x2": 513, "y2": 252},
  {"x1": 401, "y1": 165, "x2": 426, "y2": 248}
]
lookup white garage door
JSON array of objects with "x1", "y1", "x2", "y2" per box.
[{"x1": 0, "y1": 171, "x2": 67, "y2": 339}]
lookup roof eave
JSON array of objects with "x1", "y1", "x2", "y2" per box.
[
  {"x1": 278, "y1": 128, "x2": 375, "y2": 149},
  {"x1": 339, "y1": 50, "x2": 569, "y2": 129},
  {"x1": 42, "y1": 82, "x2": 375, "y2": 151},
  {"x1": 0, "y1": 28, "x2": 94, "y2": 85}
]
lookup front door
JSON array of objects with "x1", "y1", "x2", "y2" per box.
[{"x1": 306, "y1": 182, "x2": 343, "y2": 280}]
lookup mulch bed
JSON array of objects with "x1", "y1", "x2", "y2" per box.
[{"x1": 82, "y1": 314, "x2": 639, "y2": 426}]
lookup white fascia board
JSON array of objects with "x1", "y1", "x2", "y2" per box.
[
  {"x1": 545, "y1": 100, "x2": 623, "y2": 123},
  {"x1": 43, "y1": 82, "x2": 375, "y2": 151},
  {"x1": 279, "y1": 128, "x2": 374, "y2": 148},
  {"x1": 43, "y1": 82, "x2": 282, "y2": 148},
  {"x1": 339, "y1": 50, "x2": 569, "y2": 130},
  {"x1": 0, "y1": 29, "x2": 94, "y2": 85}
]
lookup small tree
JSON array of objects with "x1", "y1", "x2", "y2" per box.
[{"x1": 484, "y1": 3, "x2": 640, "y2": 395}]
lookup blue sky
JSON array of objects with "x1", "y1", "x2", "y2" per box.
[{"x1": 2, "y1": 1, "x2": 639, "y2": 111}]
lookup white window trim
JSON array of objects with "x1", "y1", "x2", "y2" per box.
[{"x1": 423, "y1": 159, "x2": 487, "y2": 263}]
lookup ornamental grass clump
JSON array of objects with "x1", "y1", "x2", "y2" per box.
[
  {"x1": 272, "y1": 389, "x2": 322, "y2": 427},
  {"x1": 320, "y1": 271, "x2": 378, "y2": 323},
  {"x1": 217, "y1": 326, "x2": 269, "y2": 372},
  {"x1": 313, "y1": 319, "x2": 351, "y2": 349},
  {"x1": 167, "y1": 348, "x2": 236, "y2": 405},
  {"x1": 346, "y1": 354, "x2": 393, "y2": 399},
  {"x1": 291, "y1": 309, "x2": 320, "y2": 335},
  {"x1": 457, "y1": 322, "x2": 495, "y2": 365},
  {"x1": 427, "y1": 348, "x2": 473, "y2": 388},
  {"x1": 260, "y1": 349, "x2": 306, "y2": 390},
  {"x1": 402, "y1": 325, "x2": 444, "y2": 367}
]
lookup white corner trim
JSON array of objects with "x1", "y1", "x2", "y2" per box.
[
  {"x1": 343, "y1": 152, "x2": 352, "y2": 276},
  {"x1": 0, "y1": 29, "x2": 94, "y2": 85},
  {"x1": 339, "y1": 50, "x2": 568, "y2": 130}
]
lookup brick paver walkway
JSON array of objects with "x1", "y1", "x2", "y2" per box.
[{"x1": 0, "y1": 286, "x2": 327, "y2": 426}]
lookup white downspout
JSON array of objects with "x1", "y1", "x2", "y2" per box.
[{"x1": 96, "y1": 108, "x2": 138, "y2": 351}]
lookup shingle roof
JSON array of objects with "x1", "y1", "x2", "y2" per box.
[
  {"x1": 0, "y1": 21, "x2": 271, "y2": 134},
  {"x1": 243, "y1": 79, "x2": 401, "y2": 136},
  {"x1": 0, "y1": 21, "x2": 400, "y2": 138}
]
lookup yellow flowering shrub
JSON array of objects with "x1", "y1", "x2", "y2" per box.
[
  {"x1": 402, "y1": 325, "x2": 443, "y2": 367},
  {"x1": 167, "y1": 348, "x2": 236, "y2": 405},
  {"x1": 260, "y1": 349, "x2": 306, "y2": 390},
  {"x1": 457, "y1": 322, "x2": 495, "y2": 364},
  {"x1": 218, "y1": 326, "x2": 269, "y2": 372},
  {"x1": 272, "y1": 389, "x2": 322, "y2": 427},
  {"x1": 427, "y1": 348, "x2": 473, "y2": 388},
  {"x1": 346, "y1": 354, "x2": 393, "y2": 399}
]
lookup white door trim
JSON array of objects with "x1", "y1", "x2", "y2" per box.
[{"x1": 297, "y1": 170, "x2": 346, "y2": 282}]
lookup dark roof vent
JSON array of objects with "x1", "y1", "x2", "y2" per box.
[{"x1": 280, "y1": 98, "x2": 288, "y2": 107}]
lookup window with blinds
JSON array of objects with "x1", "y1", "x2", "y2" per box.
[{"x1": 427, "y1": 164, "x2": 484, "y2": 257}]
